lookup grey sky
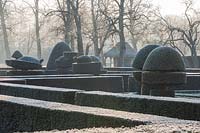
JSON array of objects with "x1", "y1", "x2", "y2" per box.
[{"x1": 152, "y1": 0, "x2": 200, "y2": 15}]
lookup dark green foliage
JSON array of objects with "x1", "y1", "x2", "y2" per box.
[
  {"x1": 143, "y1": 47, "x2": 185, "y2": 71},
  {"x1": 76, "y1": 55, "x2": 92, "y2": 63},
  {"x1": 132, "y1": 45, "x2": 160, "y2": 70},
  {"x1": 90, "y1": 56, "x2": 101, "y2": 63},
  {"x1": 47, "y1": 42, "x2": 72, "y2": 70}
]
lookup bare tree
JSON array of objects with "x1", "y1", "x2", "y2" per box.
[
  {"x1": 45, "y1": 0, "x2": 75, "y2": 50},
  {"x1": 0, "y1": 0, "x2": 11, "y2": 58},
  {"x1": 125, "y1": 0, "x2": 153, "y2": 51},
  {"x1": 54, "y1": 0, "x2": 72, "y2": 44},
  {"x1": 96, "y1": 0, "x2": 126, "y2": 66},
  {"x1": 23, "y1": 0, "x2": 42, "y2": 59},
  {"x1": 87, "y1": 0, "x2": 155, "y2": 60},
  {"x1": 35, "y1": 0, "x2": 41, "y2": 58},
  {"x1": 91, "y1": 0, "x2": 98, "y2": 56},
  {"x1": 117, "y1": 0, "x2": 126, "y2": 67},
  {"x1": 70, "y1": 0, "x2": 84, "y2": 55},
  {"x1": 159, "y1": 0, "x2": 200, "y2": 67},
  {"x1": 89, "y1": 0, "x2": 117, "y2": 57},
  {"x1": 26, "y1": 26, "x2": 36, "y2": 55}
]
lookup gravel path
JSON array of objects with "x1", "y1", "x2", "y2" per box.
[{"x1": 33, "y1": 123, "x2": 200, "y2": 133}]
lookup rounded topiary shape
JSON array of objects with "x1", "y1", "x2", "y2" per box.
[
  {"x1": 76, "y1": 55, "x2": 92, "y2": 63},
  {"x1": 6, "y1": 55, "x2": 43, "y2": 70},
  {"x1": 47, "y1": 41, "x2": 72, "y2": 70},
  {"x1": 90, "y1": 56, "x2": 101, "y2": 63},
  {"x1": 132, "y1": 45, "x2": 160, "y2": 70},
  {"x1": 18, "y1": 56, "x2": 42, "y2": 64},
  {"x1": 143, "y1": 47, "x2": 185, "y2": 71}
]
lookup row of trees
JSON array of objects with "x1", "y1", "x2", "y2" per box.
[{"x1": 0, "y1": 0, "x2": 200, "y2": 66}]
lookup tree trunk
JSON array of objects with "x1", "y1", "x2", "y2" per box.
[
  {"x1": 190, "y1": 45, "x2": 199, "y2": 67},
  {"x1": 65, "y1": 0, "x2": 72, "y2": 44},
  {"x1": 70, "y1": 1, "x2": 84, "y2": 55},
  {"x1": 131, "y1": 37, "x2": 138, "y2": 51},
  {"x1": 0, "y1": 0, "x2": 10, "y2": 58},
  {"x1": 85, "y1": 43, "x2": 91, "y2": 55},
  {"x1": 73, "y1": 11, "x2": 84, "y2": 55},
  {"x1": 71, "y1": 33, "x2": 75, "y2": 50},
  {"x1": 99, "y1": 36, "x2": 105, "y2": 65},
  {"x1": 64, "y1": 21, "x2": 70, "y2": 43},
  {"x1": 91, "y1": 0, "x2": 99, "y2": 56},
  {"x1": 129, "y1": 0, "x2": 137, "y2": 51},
  {"x1": 191, "y1": 45, "x2": 197, "y2": 56},
  {"x1": 35, "y1": 0, "x2": 41, "y2": 59},
  {"x1": 118, "y1": 0, "x2": 126, "y2": 67}
]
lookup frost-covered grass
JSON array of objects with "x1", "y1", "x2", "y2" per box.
[{"x1": 33, "y1": 123, "x2": 200, "y2": 133}]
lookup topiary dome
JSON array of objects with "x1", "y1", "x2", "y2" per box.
[
  {"x1": 132, "y1": 45, "x2": 160, "y2": 70},
  {"x1": 76, "y1": 55, "x2": 92, "y2": 63},
  {"x1": 143, "y1": 47, "x2": 185, "y2": 71}
]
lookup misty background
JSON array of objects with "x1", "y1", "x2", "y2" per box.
[{"x1": 0, "y1": 0, "x2": 200, "y2": 67}]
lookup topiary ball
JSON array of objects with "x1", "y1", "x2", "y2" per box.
[
  {"x1": 132, "y1": 44, "x2": 160, "y2": 82},
  {"x1": 76, "y1": 55, "x2": 92, "y2": 64},
  {"x1": 143, "y1": 47, "x2": 185, "y2": 71},
  {"x1": 90, "y1": 56, "x2": 101, "y2": 63},
  {"x1": 132, "y1": 45, "x2": 160, "y2": 70}
]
